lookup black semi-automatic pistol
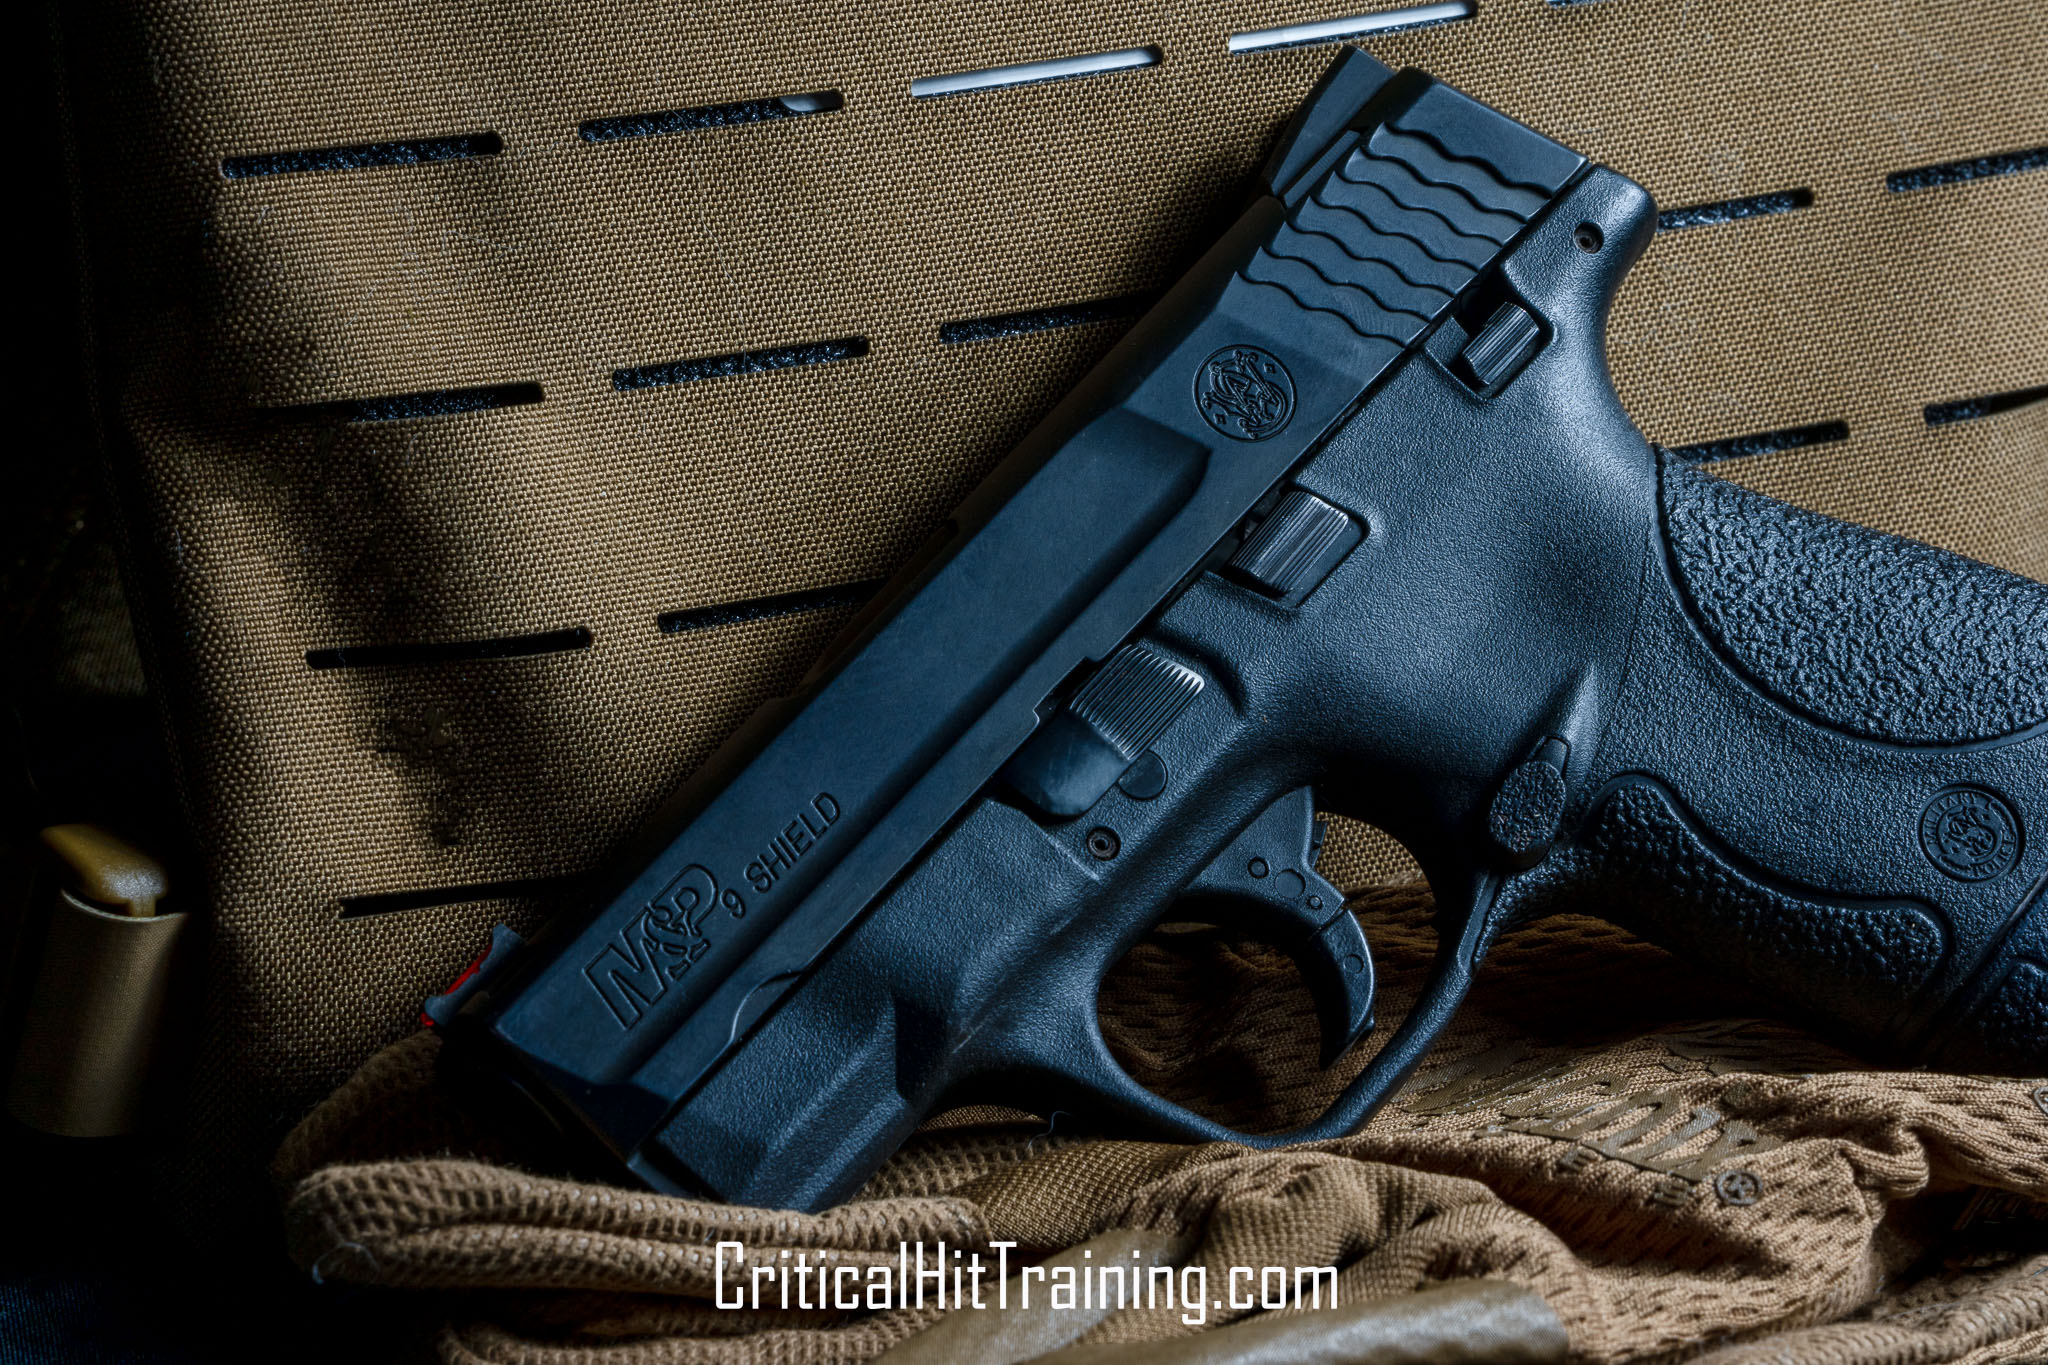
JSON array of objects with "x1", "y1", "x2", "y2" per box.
[{"x1": 430, "y1": 51, "x2": 2048, "y2": 1210}]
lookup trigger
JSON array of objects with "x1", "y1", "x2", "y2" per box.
[{"x1": 1184, "y1": 789, "x2": 1376, "y2": 1065}]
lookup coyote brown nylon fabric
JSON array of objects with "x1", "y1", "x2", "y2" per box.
[
  {"x1": 53, "y1": 0, "x2": 2048, "y2": 1230},
  {"x1": 277, "y1": 888, "x2": 2048, "y2": 1363}
]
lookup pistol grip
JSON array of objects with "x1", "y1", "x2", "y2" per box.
[{"x1": 1498, "y1": 455, "x2": 2048, "y2": 1073}]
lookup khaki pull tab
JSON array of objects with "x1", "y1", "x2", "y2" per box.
[{"x1": 6, "y1": 824, "x2": 186, "y2": 1136}]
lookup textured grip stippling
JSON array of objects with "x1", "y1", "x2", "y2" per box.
[
  {"x1": 1662, "y1": 455, "x2": 2048, "y2": 744},
  {"x1": 1501, "y1": 780, "x2": 1951, "y2": 1043}
]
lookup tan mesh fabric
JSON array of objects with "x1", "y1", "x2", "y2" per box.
[
  {"x1": 1688, "y1": 1258, "x2": 2048, "y2": 1365},
  {"x1": 277, "y1": 888, "x2": 2048, "y2": 1363},
  {"x1": 997, "y1": 1280, "x2": 1569, "y2": 1365},
  {"x1": 1314, "y1": 809, "x2": 1423, "y2": 889},
  {"x1": 53, "y1": 0, "x2": 2046, "y2": 1230}
]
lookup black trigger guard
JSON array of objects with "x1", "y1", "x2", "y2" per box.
[{"x1": 1176, "y1": 787, "x2": 1376, "y2": 1065}]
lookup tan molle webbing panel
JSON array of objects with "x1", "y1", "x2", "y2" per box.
[{"x1": 54, "y1": 0, "x2": 2044, "y2": 1225}]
